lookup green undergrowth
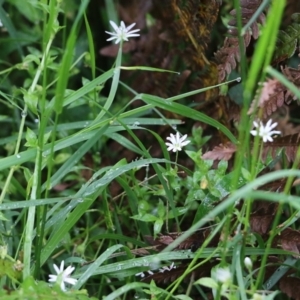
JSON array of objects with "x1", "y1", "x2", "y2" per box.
[{"x1": 0, "y1": 0, "x2": 299, "y2": 300}]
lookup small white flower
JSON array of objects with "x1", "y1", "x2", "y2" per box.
[
  {"x1": 159, "y1": 262, "x2": 176, "y2": 273},
  {"x1": 215, "y1": 267, "x2": 231, "y2": 284},
  {"x1": 105, "y1": 20, "x2": 140, "y2": 44},
  {"x1": 48, "y1": 260, "x2": 77, "y2": 291},
  {"x1": 0, "y1": 19, "x2": 3, "y2": 27},
  {"x1": 135, "y1": 269, "x2": 155, "y2": 278},
  {"x1": 250, "y1": 119, "x2": 281, "y2": 142},
  {"x1": 135, "y1": 271, "x2": 145, "y2": 278},
  {"x1": 244, "y1": 257, "x2": 252, "y2": 269},
  {"x1": 165, "y1": 132, "x2": 190, "y2": 152}
]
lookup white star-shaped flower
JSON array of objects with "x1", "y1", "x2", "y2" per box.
[
  {"x1": 250, "y1": 119, "x2": 281, "y2": 142},
  {"x1": 105, "y1": 20, "x2": 140, "y2": 44},
  {"x1": 48, "y1": 260, "x2": 77, "y2": 291},
  {"x1": 165, "y1": 132, "x2": 190, "y2": 152},
  {"x1": 215, "y1": 267, "x2": 232, "y2": 284}
]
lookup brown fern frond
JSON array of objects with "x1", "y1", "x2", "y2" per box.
[
  {"x1": 101, "y1": 0, "x2": 222, "y2": 100},
  {"x1": 142, "y1": 261, "x2": 214, "y2": 284},
  {"x1": 202, "y1": 142, "x2": 237, "y2": 161},
  {"x1": 274, "y1": 228, "x2": 300, "y2": 255},
  {"x1": 145, "y1": 229, "x2": 218, "y2": 252},
  {"x1": 258, "y1": 178, "x2": 287, "y2": 193},
  {"x1": 248, "y1": 64, "x2": 300, "y2": 118},
  {"x1": 281, "y1": 65, "x2": 300, "y2": 104},
  {"x1": 248, "y1": 78, "x2": 285, "y2": 118},
  {"x1": 215, "y1": 0, "x2": 265, "y2": 82},
  {"x1": 273, "y1": 13, "x2": 300, "y2": 64},
  {"x1": 279, "y1": 276, "x2": 300, "y2": 300},
  {"x1": 262, "y1": 133, "x2": 300, "y2": 162},
  {"x1": 250, "y1": 200, "x2": 278, "y2": 235},
  {"x1": 203, "y1": 132, "x2": 300, "y2": 163}
]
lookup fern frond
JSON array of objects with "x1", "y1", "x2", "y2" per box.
[
  {"x1": 248, "y1": 78, "x2": 285, "y2": 118},
  {"x1": 248, "y1": 64, "x2": 300, "y2": 118},
  {"x1": 262, "y1": 133, "x2": 300, "y2": 162},
  {"x1": 215, "y1": 0, "x2": 266, "y2": 82},
  {"x1": 273, "y1": 13, "x2": 300, "y2": 64}
]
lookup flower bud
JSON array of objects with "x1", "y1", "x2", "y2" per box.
[{"x1": 244, "y1": 257, "x2": 252, "y2": 269}]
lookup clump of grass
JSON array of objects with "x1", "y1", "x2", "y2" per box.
[{"x1": 0, "y1": 1, "x2": 299, "y2": 300}]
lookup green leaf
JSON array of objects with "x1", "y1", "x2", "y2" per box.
[
  {"x1": 74, "y1": 244, "x2": 124, "y2": 289},
  {"x1": 54, "y1": 153, "x2": 71, "y2": 164},
  {"x1": 241, "y1": 167, "x2": 251, "y2": 181},
  {"x1": 0, "y1": 258, "x2": 22, "y2": 281},
  {"x1": 24, "y1": 127, "x2": 38, "y2": 148},
  {"x1": 140, "y1": 94, "x2": 237, "y2": 144},
  {"x1": 194, "y1": 277, "x2": 218, "y2": 289},
  {"x1": 186, "y1": 150, "x2": 213, "y2": 173},
  {"x1": 175, "y1": 295, "x2": 194, "y2": 300},
  {"x1": 157, "y1": 199, "x2": 165, "y2": 218},
  {"x1": 131, "y1": 213, "x2": 158, "y2": 222},
  {"x1": 154, "y1": 219, "x2": 164, "y2": 237},
  {"x1": 168, "y1": 207, "x2": 188, "y2": 218},
  {"x1": 23, "y1": 91, "x2": 38, "y2": 114},
  {"x1": 217, "y1": 160, "x2": 228, "y2": 175},
  {"x1": 54, "y1": 0, "x2": 89, "y2": 114}
]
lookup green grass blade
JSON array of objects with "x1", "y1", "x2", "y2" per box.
[
  {"x1": 140, "y1": 94, "x2": 237, "y2": 143},
  {"x1": 74, "y1": 244, "x2": 124, "y2": 289}
]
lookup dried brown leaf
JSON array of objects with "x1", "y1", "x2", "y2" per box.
[
  {"x1": 142, "y1": 261, "x2": 214, "y2": 284},
  {"x1": 145, "y1": 229, "x2": 218, "y2": 252},
  {"x1": 250, "y1": 214, "x2": 274, "y2": 235},
  {"x1": 202, "y1": 142, "x2": 237, "y2": 161},
  {"x1": 252, "y1": 200, "x2": 278, "y2": 215},
  {"x1": 282, "y1": 65, "x2": 300, "y2": 104},
  {"x1": 258, "y1": 178, "x2": 287, "y2": 193},
  {"x1": 248, "y1": 78, "x2": 285, "y2": 118},
  {"x1": 276, "y1": 228, "x2": 300, "y2": 255},
  {"x1": 215, "y1": 0, "x2": 265, "y2": 81},
  {"x1": 262, "y1": 133, "x2": 300, "y2": 162},
  {"x1": 250, "y1": 200, "x2": 278, "y2": 235},
  {"x1": 279, "y1": 276, "x2": 300, "y2": 300}
]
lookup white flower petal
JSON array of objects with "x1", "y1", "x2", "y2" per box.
[
  {"x1": 48, "y1": 275, "x2": 57, "y2": 282},
  {"x1": 265, "y1": 119, "x2": 272, "y2": 126},
  {"x1": 126, "y1": 28, "x2": 140, "y2": 33},
  {"x1": 215, "y1": 267, "x2": 231, "y2": 283},
  {"x1": 63, "y1": 266, "x2": 75, "y2": 277},
  {"x1": 269, "y1": 130, "x2": 281, "y2": 135},
  {"x1": 109, "y1": 20, "x2": 119, "y2": 33},
  {"x1": 120, "y1": 21, "x2": 126, "y2": 29},
  {"x1": 60, "y1": 281, "x2": 66, "y2": 291},
  {"x1": 64, "y1": 277, "x2": 77, "y2": 285},
  {"x1": 180, "y1": 140, "x2": 190, "y2": 147},
  {"x1": 179, "y1": 133, "x2": 187, "y2": 141},
  {"x1": 53, "y1": 263, "x2": 60, "y2": 274},
  {"x1": 59, "y1": 261, "x2": 65, "y2": 273},
  {"x1": 270, "y1": 123, "x2": 278, "y2": 130},
  {"x1": 125, "y1": 33, "x2": 140, "y2": 38},
  {"x1": 125, "y1": 22, "x2": 136, "y2": 31}
]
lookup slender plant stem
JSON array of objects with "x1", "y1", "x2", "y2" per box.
[{"x1": 23, "y1": 34, "x2": 56, "y2": 279}]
